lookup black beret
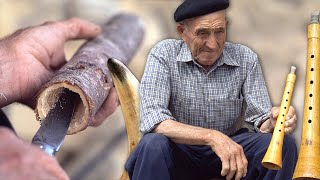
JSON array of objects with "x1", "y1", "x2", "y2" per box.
[{"x1": 174, "y1": 0, "x2": 229, "y2": 22}]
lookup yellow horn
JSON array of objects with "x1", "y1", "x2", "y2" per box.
[
  {"x1": 293, "y1": 11, "x2": 320, "y2": 179},
  {"x1": 261, "y1": 66, "x2": 296, "y2": 170},
  {"x1": 107, "y1": 58, "x2": 141, "y2": 180}
]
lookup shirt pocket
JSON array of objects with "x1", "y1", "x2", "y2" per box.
[
  {"x1": 171, "y1": 92, "x2": 198, "y2": 123},
  {"x1": 206, "y1": 98, "x2": 243, "y2": 130}
]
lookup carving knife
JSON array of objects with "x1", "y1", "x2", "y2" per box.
[{"x1": 32, "y1": 89, "x2": 77, "y2": 156}]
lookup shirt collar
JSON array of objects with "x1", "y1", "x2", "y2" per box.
[
  {"x1": 222, "y1": 47, "x2": 240, "y2": 67},
  {"x1": 177, "y1": 42, "x2": 193, "y2": 62},
  {"x1": 176, "y1": 41, "x2": 240, "y2": 67}
]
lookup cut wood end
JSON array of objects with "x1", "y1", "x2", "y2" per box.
[{"x1": 35, "y1": 82, "x2": 90, "y2": 135}]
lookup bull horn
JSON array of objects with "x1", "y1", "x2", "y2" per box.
[{"x1": 107, "y1": 58, "x2": 141, "y2": 180}]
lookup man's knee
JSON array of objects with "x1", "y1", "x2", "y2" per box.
[
  {"x1": 139, "y1": 133, "x2": 171, "y2": 151},
  {"x1": 283, "y1": 135, "x2": 297, "y2": 154},
  {"x1": 126, "y1": 133, "x2": 174, "y2": 179},
  {"x1": 258, "y1": 134, "x2": 296, "y2": 148},
  {"x1": 257, "y1": 133, "x2": 273, "y2": 150},
  {"x1": 258, "y1": 133, "x2": 297, "y2": 159}
]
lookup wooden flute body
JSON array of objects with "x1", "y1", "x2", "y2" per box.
[
  {"x1": 261, "y1": 66, "x2": 296, "y2": 170},
  {"x1": 293, "y1": 11, "x2": 320, "y2": 179}
]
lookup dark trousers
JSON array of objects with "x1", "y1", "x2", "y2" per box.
[
  {"x1": 0, "y1": 109, "x2": 14, "y2": 131},
  {"x1": 125, "y1": 129, "x2": 297, "y2": 180}
]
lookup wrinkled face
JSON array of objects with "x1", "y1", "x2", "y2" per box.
[{"x1": 177, "y1": 10, "x2": 227, "y2": 68}]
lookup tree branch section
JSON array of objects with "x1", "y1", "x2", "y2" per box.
[{"x1": 35, "y1": 14, "x2": 144, "y2": 135}]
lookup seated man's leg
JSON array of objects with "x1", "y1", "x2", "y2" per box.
[
  {"x1": 125, "y1": 133, "x2": 173, "y2": 180},
  {"x1": 125, "y1": 133, "x2": 222, "y2": 180},
  {"x1": 125, "y1": 131, "x2": 297, "y2": 180},
  {"x1": 231, "y1": 132, "x2": 297, "y2": 180}
]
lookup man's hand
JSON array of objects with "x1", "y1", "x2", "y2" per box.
[
  {"x1": 208, "y1": 130, "x2": 248, "y2": 180},
  {"x1": 0, "y1": 18, "x2": 119, "y2": 126},
  {"x1": 0, "y1": 127, "x2": 69, "y2": 180},
  {"x1": 260, "y1": 106, "x2": 297, "y2": 134},
  {"x1": 0, "y1": 18, "x2": 101, "y2": 107},
  {"x1": 90, "y1": 87, "x2": 119, "y2": 126}
]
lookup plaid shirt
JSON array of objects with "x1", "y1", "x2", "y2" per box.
[{"x1": 140, "y1": 39, "x2": 272, "y2": 135}]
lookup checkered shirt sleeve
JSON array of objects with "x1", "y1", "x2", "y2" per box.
[{"x1": 139, "y1": 44, "x2": 175, "y2": 134}]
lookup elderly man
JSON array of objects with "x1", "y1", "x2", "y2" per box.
[{"x1": 125, "y1": 0, "x2": 297, "y2": 180}]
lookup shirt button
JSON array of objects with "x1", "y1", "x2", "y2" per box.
[{"x1": 207, "y1": 98, "x2": 211, "y2": 102}]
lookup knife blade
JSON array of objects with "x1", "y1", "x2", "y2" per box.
[{"x1": 32, "y1": 89, "x2": 77, "y2": 156}]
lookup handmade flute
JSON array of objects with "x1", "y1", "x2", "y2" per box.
[
  {"x1": 293, "y1": 11, "x2": 320, "y2": 179},
  {"x1": 261, "y1": 66, "x2": 296, "y2": 170}
]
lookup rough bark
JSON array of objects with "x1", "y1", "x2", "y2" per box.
[{"x1": 35, "y1": 14, "x2": 144, "y2": 134}]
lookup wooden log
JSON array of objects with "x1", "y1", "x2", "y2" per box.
[{"x1": 35, "y1": 14, "x2": 144, "y2": 135}]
